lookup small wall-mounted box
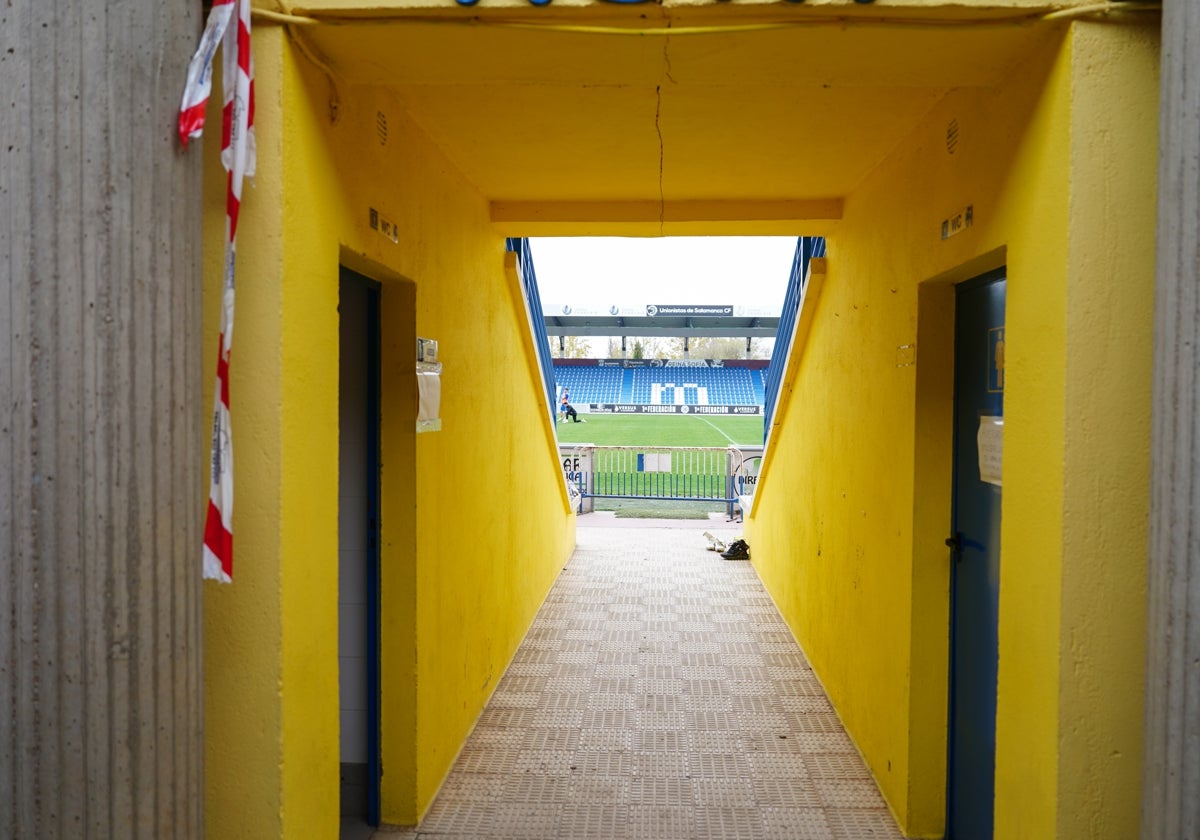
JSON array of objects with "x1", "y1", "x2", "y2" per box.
[
  {"x1": 417, "y1": 337, "x2": 438, "y2": 364},
  {"x1": 417, "y1": 337, "x2": 441, "y2": 432}
]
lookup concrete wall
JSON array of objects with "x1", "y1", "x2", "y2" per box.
[
  {"x1": 201, "y1": 31, "x2": 577, "y2": 838},
  {"x1": 1143, "y1": 0, "x2": 1200, "y2": 834},
  {"x1": 748, "y1": 21, "x2": 1158, "y2": 839},
  {"x1": 1, "y1": 2, "x2": 204, "y2": 837}
]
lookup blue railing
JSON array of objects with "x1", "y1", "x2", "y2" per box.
[
  {"x1": 763, "y1": 236, "x2": 826, "y2": 443},
  {"x1": 507, "y1": 238, "x2": 559, "y2": 424}
]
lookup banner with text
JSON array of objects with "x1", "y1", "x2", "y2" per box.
[
  {"x1": 588, "y1": 404, "x2": 762, "y2": 416},
  {"x1": 552, "y1": 358, "x2": 770, "y2": 370}
]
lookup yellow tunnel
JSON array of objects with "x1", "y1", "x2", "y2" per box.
[{"x1": 199, "y1": 2, "x2": 1159, "y2": 838}]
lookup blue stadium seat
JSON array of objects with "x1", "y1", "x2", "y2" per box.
[{"x1": 554, "y1": 364, "x2": 764, "y2": 408}]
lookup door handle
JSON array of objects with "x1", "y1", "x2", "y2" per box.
[{"x1": 945, "y1": 532, "x2": 963, "y2": 560}]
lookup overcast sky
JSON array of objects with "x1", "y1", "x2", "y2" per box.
[{"x1": 530, "y1": 237, "x2": 799, "y2": 310}]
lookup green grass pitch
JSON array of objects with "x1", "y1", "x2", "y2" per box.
[
  {"x1": 554, "y1": 413, "x2": 762, "y2": 518},
  {"x1": 553, "y1": 413, "x2": 764, "y2": 448}
]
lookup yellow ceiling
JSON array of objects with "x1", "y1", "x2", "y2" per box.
[{"x1": 290, "y1": 1, "x2": 1060, "y2": 231}]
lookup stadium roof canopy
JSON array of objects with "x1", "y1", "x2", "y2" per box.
[{"x1": 542, "y1": 303, "x2": 780, "y2": 338}]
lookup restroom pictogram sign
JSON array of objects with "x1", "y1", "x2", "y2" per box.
[{"x1": 988, "y1": 326, "x2": 1005, "y2": 393}]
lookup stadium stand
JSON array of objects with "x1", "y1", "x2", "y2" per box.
[
  {"x1": 553, "y1": 366, "x2": 623, "y2": 404},
  {"x1": 752, "y1": 369, "x2": 767, "y2": 404},
  {"x1": 557, "y1": 364, "x2": 761, "y2": 406},
  {"x1": 619, "y1": 370, "x2": 634, "y2": 403},
  {"x1": 630, "y1": 367, "x2": 758, "y2": 406}
]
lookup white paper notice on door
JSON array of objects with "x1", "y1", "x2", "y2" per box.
[{"x1": 977, "y1": 416, "x2": 1003, "y2": 486}]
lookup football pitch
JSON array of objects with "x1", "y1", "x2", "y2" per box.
[
  {"x1": 555, "y1": 413, "x2": 761, "y2": 518},
  {"x1": 554, "y1": 412, "x2": 764, "y2": 448}
]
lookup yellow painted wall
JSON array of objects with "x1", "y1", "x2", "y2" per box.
[
  {"x1": 302, "y1": 0, "x2": 1123, "y2": 19},
  {"x1": 276, "y1": 40, "x2": 344, "y2": 840},
  {"x1": 1050, "y1": 21, "x2": 1157, "y2": 840},
  {"x1": 203, "y1": 30, "x2": 577, "y2": 839},
  {"x1": 203, "y1": 13, "x2": 1155, "y2": 840},
  {"x1": 748, "y1": 21, "x2": 1156, "y2": 839},
  {"x1": 202, "y1": 28, "x2": 287, "y2": 840}
]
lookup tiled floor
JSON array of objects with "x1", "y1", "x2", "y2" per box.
[{"x1": 374, "y1": 520, "x2": 904, "y2": 839}]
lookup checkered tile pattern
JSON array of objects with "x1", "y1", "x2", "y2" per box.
[{"x1": 378, "y1": 527, "x2": 903, "y2": 839}]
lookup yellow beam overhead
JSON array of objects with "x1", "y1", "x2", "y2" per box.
[
  {"x1": 267, "y1": 1, "x2": 1089, "y2": 226},
  {"x1": 490, "y1": 199, "x2": 842, "y2": 235}
]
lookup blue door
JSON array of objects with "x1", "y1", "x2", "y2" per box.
[
  {"x1": 338, "y1": 267, "x2": 382, "y2": 828},
  {"x1": 364, "y1": 279, "x2": 382, "y2": 827},
  {"x1": 946, "y1": 269, "x2": 1005, "y2": 839}
]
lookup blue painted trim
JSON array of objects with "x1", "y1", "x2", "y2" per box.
[
  {"x1": 507, "y1": 239, "x2": 559, "y2": 425},
  {"x1": 763, "y1": 236, "x2": 825, "y2": 444}
]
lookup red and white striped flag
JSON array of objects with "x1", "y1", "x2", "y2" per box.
[{"x1": 180, "y1": 0, "x2": 255, "y2": 583}]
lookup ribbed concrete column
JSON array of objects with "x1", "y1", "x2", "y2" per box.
[
  {"x1": 1, "y1": 2, "x2": 204, "y2": 838},
  {"x1": 1143, "y1": 1, "x2": 1200, "y2": 837}
]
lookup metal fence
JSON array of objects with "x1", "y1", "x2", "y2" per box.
[{"x1": 560, "y1": 445, "x2": 763, "y2": 516}]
